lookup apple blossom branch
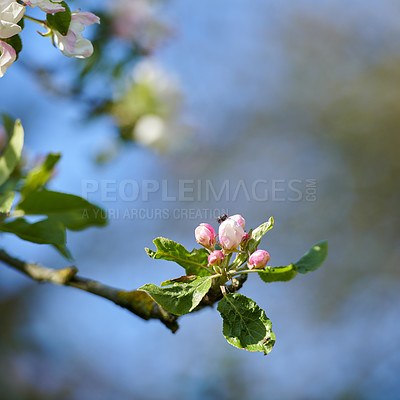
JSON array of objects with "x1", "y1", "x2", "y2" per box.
[
  {"x1": 0, "y1": 248, "x2": 179, "y2": 332},
  {"x1": 0, "y1": 249, "x2": 248, "y2": 332}
]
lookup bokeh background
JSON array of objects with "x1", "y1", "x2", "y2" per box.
[{"x1": 1, "y1": 0, "x2": 400, "y2": 399}]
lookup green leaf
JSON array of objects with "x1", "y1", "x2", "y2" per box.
[
  {"x1": 0, "y1": 217, "x2": 71, "y2": 258},
  {"x1": 217, "y1": 293, "x2": 275, "y2": 355},
  {"x1": 145, "y1": 237, "x2": 212, "y2": 276},
  {"x1": 295, "y1": 240, "x2": 328, "y2": 274},
  {"x1": 17, "y1": 17, "x2": 24, "y2": 30},
  {"x1": 53, "y1": 243, "x2": 73, "y2": 260},
  {"x1": 21, "y1": 153, "x2": 61, "y2": 197},
  {"x1": 16, "y1": 190, "x2": 107, "y2": 231},
  {"x1": 0, "y1": 217, "x2": 65, "y2": 245},
  {"x1": 160, "y1": 275, "x2": 198, "y2": 287},
  {"x1": 0, "y1": 191, "x2": 15, "y2": 214},
  {"x1": 248, "y1": 216, "x2": 274, "y2": 253},
  {"x1": 46, "y1": 2, "x2": 71, "y2": 36},
  {"x1": 0, "y1": 119, "x2": 24, "y2": 186},
  {"x1": 139, "y1": 276, "x2": 213, "y2": 315},
  {"x1": 258, "y1": 264, "x2": 298, "y2": 282}
]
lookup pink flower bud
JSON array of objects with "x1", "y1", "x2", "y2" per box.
[
  {"x1": 248, "y1": 250, "x2": 271, "y2": 270},
  {"x1": 219, "y1": 218, "x2": 245, "y2": 251},
  {"x1": 230, "y1": 214, "x2": 246, "y2": 230},
  {"x1": 195, "y1": 223, "x2": 216, "y2": 248},
  {"x1": 241, "y1": 232, "x2": 249, "y2": 243},
  {"x1": 208, "y1": 250, "x2": 224, "y2": 266}
]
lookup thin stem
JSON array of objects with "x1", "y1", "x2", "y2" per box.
[
  {"x1": 223, "y1": 253, "x2": 232, "y2": 270},
  {"x1": 234, "y1": 264, "x2": 249, "y2": 272},
  {"x1": 24, "y1": 15, "x2": 47, "y2": 27},
  {"x1": 230, "y1": 269, "x2": 261, "y2": 277}
]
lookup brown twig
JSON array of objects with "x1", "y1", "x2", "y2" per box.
[
  {"x1": 0, "y1": 249, "x2": 248, "y2": 333},
  {"x1": 0, "y1": 249, "x2": 179, "y2": 333}
]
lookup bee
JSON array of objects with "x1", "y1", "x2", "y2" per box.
[{"x1": 217, "y1": 213, "x2": 228, "y2": 224}]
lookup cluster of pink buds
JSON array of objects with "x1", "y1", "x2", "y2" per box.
[{"x1": 195, "y1": 214, "x2": 271, "y2": 271}]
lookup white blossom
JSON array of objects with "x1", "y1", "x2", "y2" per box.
[
  {"x1": 22, "y1": 0, "x2": 64, "y2": 14},
  {"x1": 54, "y1": 11, "x2": 100, "y2": 59},
  {"x1": 0, "y1": 0, "x2": 25, "y2": 39}
]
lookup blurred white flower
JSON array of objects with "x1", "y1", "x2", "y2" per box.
[
  {"x1": 129, "y1": 61, "x2": 191, "y2": 151},
  {"x1": 112, "y1": 0, "x2": 152, "y2": 38},
  {"x1": 22, "y1": 0, "x2": 64, "y2": 13},
  {"x1": 54, "y1": 11, "x2": 100, "y2": 59},
  {"x1": 110, "y1": 0, "x2": 169, "y2": 50},
  {"x1": 0, "y1": 0, "x2": 25, "y2": 39},
  {"x1": 110, "y1": 60, "x2": 189, "y2": 152},
  {"x1": 133, "y1": 59, "x2": 179, "y2": 95},
  {"x1": 133, "y1": 114, "x2": 166, "y2": 147},
  {"x1": 0, "y1": 39, "x2": 16, "y2": 77},
  {"x1": 132, "y1": 59, "x2": 182, "y2": 121}
]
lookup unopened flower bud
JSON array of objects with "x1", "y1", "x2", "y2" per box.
[
  {"x1": 219, "y1": 218, "x2": 245, "y2": 251},
  {"x1": 208, "y1": 250, "x2": 224, "y2": 266},
  {"x1": 248, "y1": 250, "x2": 271, "y2": 270},
  {"x1": 195, "y1": 223, "x2": 216, "y2": 248},
  {"x1": 230, "y1": 214, "x2": 245, "y2": 230},
  {"x1": 241, "y1": 232, "x2": 249, "y2": 243}
]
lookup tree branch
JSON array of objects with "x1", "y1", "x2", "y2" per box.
[
  {"x1": 0, "y1": 249, "x2": 249, "y2": 333},
  {"x1": 0, "y1": 249, "x2": 179, "y2": 333}
]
